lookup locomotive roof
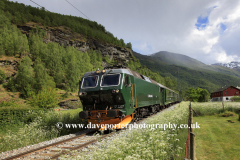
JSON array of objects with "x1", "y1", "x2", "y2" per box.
[
  {"x1": 82, "y1": 69, "x2": 134, "y2": 77},
  {"x1": 82, "y1": 68, "x2": 178, "y2": 94}
]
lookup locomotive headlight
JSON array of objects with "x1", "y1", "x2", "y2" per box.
[
  {"x1": 102, "y1": 69, "x2": 105, "y2": 73},
  {"x1": 112, "y1": 90, "x2": 119, "y2": 93},
  {"x1": 96, "y1": 70, "x2": 100, "y2": 74},
  {"x1": 79, "y1": 92, "x2": 87, "y2": 96}
]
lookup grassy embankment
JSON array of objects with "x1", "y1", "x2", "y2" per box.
[
  {"x1": 191, "y1": 102, "x2": 240, "y2": 160},
  {"x1": 60, "y1": 102, "x2": 190, "y2": 160},
  {"x1": 0, "y1": 107, "x2": 84, "y2": 152},
  {"x1": 0, "y1": 86, "x2": 85, "y2": 152}
]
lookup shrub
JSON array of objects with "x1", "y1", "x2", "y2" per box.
[
  {"x1": 27, "y1": 87, "x2": 60, "y2": 108},
  {"x1": 219, "y1": 111, "x2": 235, "y2": 117},
  {"x1": 0, "y1": 69, "x2": 6, "y2": 84},
  {"x1": 231, "y1": 96, "x2": 240, "y2": 102},
  {"x1": 0, "y1": 100, "x2": 20, "y2": 107}
]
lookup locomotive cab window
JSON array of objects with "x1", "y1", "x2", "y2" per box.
[
  {"x1": 82, "y1": 76, "x2": 99, "y2": 88},
  {"x1": 101, "y1": 74, "x2": 121, "y2": 86}
]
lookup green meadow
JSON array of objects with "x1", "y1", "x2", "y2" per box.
[{"x1": 192, "y1": 102, "x2": 240, "y2": 160}]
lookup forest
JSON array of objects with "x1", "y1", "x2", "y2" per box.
[
  {"x1": 0, "y1": 0, "x2": 132, "y2": 49},
  {"x1": 0, "y1": 0, "x2": 178, "y2": 108}
]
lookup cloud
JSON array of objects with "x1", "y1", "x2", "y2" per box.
[{"x1": 9, "y1": 0, "x2": 240, "y2": 64}]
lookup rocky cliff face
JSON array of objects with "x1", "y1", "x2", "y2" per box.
[{"x1": 17, "y1": 22, "x2": 134, "y2": 65}]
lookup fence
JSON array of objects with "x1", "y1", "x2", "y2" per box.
[{"x1": 184, "y1": 102, "x2": 195, "y2": 160}]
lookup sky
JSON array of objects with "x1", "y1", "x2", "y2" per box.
[{"x1": 9, "y1": 0, "x2": 240, "y2": 64}]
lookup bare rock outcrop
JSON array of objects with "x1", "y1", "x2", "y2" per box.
[{"x1": 17, "y1": 22, "x2": 134, "y2": 64}]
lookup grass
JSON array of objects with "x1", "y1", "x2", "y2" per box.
[
  {"x1": 61, "y1": 108, "x2": 82, "y2": 116},
  {"x1": 191, "y1": 102, "x2": 240, "y2": 116},
  {"x1": 61, "y1": 102, "x2": 190, "y2": 160},
  {"x1": 194, "y1": 114, "x2": 240, "y2": 160},
  {"x1": 191, "y1": 102, "x2": 240, "y2": 160},
  {"x1": 0, "y1": 108, "x2": 85, "y2": 152}
]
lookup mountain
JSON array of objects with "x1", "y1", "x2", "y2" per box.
[
  {"x1": 150, "y1": 51, "x2": 207, "y2": 70},
  {"x1": 148, "y1": 51, "x2": 240, "y2": 78},
  {"x1": 212, "y1": 62, "x2": 240, "y2": 69},
  {"x1": 133, "y1": 51, "x2": 240, "y2": 93}
]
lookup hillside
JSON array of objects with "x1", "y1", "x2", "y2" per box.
[
  {"x1": 149, "y1": 51, "x2": 240, "y2": 78},
  {"x1": 150, "y1": 51, "x2": 207, "y2": 70},
  {"x1": 0, "y1": 0, "x2": 173, "y2": 104},
  {"x1": 133, "y1": 51, "x2": 240, "y2": 94}
]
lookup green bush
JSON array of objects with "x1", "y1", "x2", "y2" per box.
[
  {"x1": 219, "y1": 110, "x2": 235, "y2": 117},
  {"x1": 231, "y1": 96, "x2": 240, "y2": 102},
  {"x1": 0, "y1": 106, "x2": 44, "y2": 125},
  {"x1": 0, "y1": 100, "x2": 20, "y2": 107},
  {"x1": 27, "y1": 87, "x2": 60, "y2": 108},
  {"x1": 0, "y1": 69, "x2": 6, "y2": 84}
]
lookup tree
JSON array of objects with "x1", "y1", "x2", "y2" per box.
[
  {"x1": 33, "y1": 59, "x2": 55, "y2": 93},
  {"x1": 0, "y1": 0, "x2": 5, "y2": 10},
  {"x1": 65, "y1": 55, "x2": 79, "y2": 91},
  {"x1": 44, "y1": 42, "x2": 64, "y2": 86},
  {"x1": 165, "y1": 77, "x2": 177, "y2": 89},
  {"x1": 186, "y1": 87, "x2": 210, "y2": 102},
  {"x1": 126, "y1": 42, "x2": 132, "y2": 50},
  {"x1": 15, "y1": 56, "x2": 34, "y2": 98}
]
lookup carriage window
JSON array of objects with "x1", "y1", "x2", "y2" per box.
[
  {"x1": 82, "y1": 76, "x2": 98, "y2": 88},
  {"x1": 101, "y1": 74, "x2": 120, "y2": 86}
]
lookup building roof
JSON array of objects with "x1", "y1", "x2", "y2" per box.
[{"x1": 211, "y1": 85, "x2": 240, "y2": 94}]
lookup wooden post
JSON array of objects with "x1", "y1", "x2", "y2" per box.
[
  {"x1": 222, "y1": 101, "x2": 224, "y2": 112},
  {"x1": 190, "y1": 132, "x2": 195, "y2": 160},
  {"x1": 239, "y1": 109, "x2": 240, "y2": 121},
  {"x1": 190, "y1": 104, "x2": 193, "y2": 133}
]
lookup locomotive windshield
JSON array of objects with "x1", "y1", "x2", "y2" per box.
[
  {"x1": 101, "y1": 74, "x2": 120, "y2": 86},
  {"x1": 82, "y1": 76, "x2": 98, "y2": 88}
]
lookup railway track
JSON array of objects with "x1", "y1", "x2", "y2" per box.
[{"x1": 2, "y1": 103, "x2": 179, "y2": 160}]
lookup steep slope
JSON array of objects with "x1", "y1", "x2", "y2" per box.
[
  {"x1": 133, "y1": 51, "x2": 240, "y2": 93},
  {"x1": 0, "y1": 1, "x2": 170, "y2": 102},
  {"x1": 149, "y1": 51, "x2": 240, "y2": 78},
  {"x1": 150, "y1": 51, "x2": 207, "y2": 69}
]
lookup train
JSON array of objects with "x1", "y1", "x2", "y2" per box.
[{"x1": 78, "y1": 67, "x2": 180, "y2": 129}]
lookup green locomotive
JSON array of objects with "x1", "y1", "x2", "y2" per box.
[{"x1": 78, "y1": 68, "x2": 179, "y2": 129}]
